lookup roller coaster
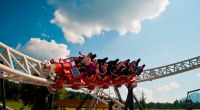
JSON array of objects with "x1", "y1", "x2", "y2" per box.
[{"x1": 0, "y1": 42, "x2": 200, "y2": 110}]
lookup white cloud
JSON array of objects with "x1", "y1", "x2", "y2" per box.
[
  {"x1": 169, "y1": 81, "x2": 181, "y2": 89},
  {"x1": 50, "y1": 0, "x2": 170, "y2": 44},
  {"x1": 157, "y1": 84, "x2": 171, "y2": 91},
  {"x1": 133, "y1": 87, "x2": 154, "y2": 102},
  {"x1": 17, "y1": 38, "x2": 70, "y2": 60},
  {"x1": 156, "y1": 81, "x2": 180, "y2": 92}
]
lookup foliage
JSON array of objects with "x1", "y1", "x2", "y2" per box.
[
  {"x1": 20, "y1": 83, "x2": 41, "y2": 106},
  {"x1": 5, "y1": 101, "x2": 31, "y2": 110},
  {"x1": 138, "y1": 91, "x2": 200, "y2": 109},
  {"x1": 145, "y1": 100, "x2": 200, "y2": 109},
  {"x1": 139, "y1": 91, "x2": 146, "y2": 108},
  {"x1": 2, "y1": 80, "x2": 200, "y2": 109},
  {"x1": 0, "y1": 80, "x2": 21, "y2": 101},
  {"x1": 54, "y1": 90, "x2": 93, "y2": 101}
]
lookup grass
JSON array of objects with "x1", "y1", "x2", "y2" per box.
[
  {"x1": 5, "y1": 101, "x2": 107, "y2": 110},
  {"x1": 5, "y1": 100, "x2": 31, "y2": 110},
  {"x1": 61, "y1": 108, "x2": 107, "y2": 110},
  {"x1": 4, "y1": 101, "x2": 200, "y2": 110}
]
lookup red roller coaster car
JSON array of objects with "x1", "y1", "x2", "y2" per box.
[{"x1": 44, "y1": 57, "x2": 144, "y2": 94}]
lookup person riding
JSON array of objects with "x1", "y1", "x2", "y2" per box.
[
  {"x1": 44, "y1": 51, "x2": 145, "y2": 92},
  {"x1": 101, "y1": 59, "x2": 119, "y2": 81},
  {"x1": 130, "y1": 58, "x2": 141, "y2": 70},
  {"x1": 43, "y1": 59, "x2": 74, "y2": 93},
  {"x1": 135, "y1": 64, "x2": 145, "y2": 76}
]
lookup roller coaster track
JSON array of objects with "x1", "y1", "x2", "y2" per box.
[
  {"x1": 0, "y1": 42, "x2": 50, "y2": 86},
  {"x1": 0, "y1": 42, "x2": 200, "y2": 109},
  {"x1": 1, "y1": 42, "x2": 200, "y2": 84},
  {"x1": 138, "y1": 56, "x2": 200, "y2": 83}
]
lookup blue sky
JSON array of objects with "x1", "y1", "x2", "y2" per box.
[{"x1": 0, "y1": 0, "x2": 200, "y2": 103}]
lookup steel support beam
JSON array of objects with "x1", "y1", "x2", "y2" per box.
[
  {"x1": 123, "y1": 86, "x2": 144, "y2": 110},
  {"x1": 108, "y1": 100, "x2": 114, "y2": 110},
  {"x1": 47, "y1": 94, "x2": 54, "y2": 110},
  {"x1": 186, "y1": 88, "x2": 200, "y2": 110},
  {"x1": 133, "y1": 93, "x2": 144, "y2": 110},
  {"x1": 114, "y1": 87, "x2": 123, "y2": 103},
  {"x1": 76, "y1": 93, "x2": 90, "y2": 110},
  {"x1": 0, "y1": 78, "x2": 6, "y2": 110},
  {"x1": 123, "y1": 86, "x2": 134, "y2": 110}
]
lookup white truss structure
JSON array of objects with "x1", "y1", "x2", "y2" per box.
[
  {"x1": 138, "y1": 56, "x2": 200, "y2": 82},
  {"x1": 0, "y1": 42, "x2": 51, "y2": 86}
]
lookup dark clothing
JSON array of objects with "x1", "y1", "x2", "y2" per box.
[{"x1": 85, "y1": 63, "x2": 97, "y2": 77}]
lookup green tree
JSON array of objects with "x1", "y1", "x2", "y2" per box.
[
  {"x1": 54, "y1": 88, "x2": 68, "y2": 100},
  {"x1": 20, "y1": 84, "x2": 39, "y2": 106},
  {"x1": 139, "y1": 91, "x2": 146, "y2": 109},
  {"x1": 173, "y1": 100, "x2": 181, "y2": 109},
  {"x1": 0, "y1": 80, "x2": 21, "y2": 101}
]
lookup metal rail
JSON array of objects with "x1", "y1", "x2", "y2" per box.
[
  {"x1": 138, "y1": 56, "x2": 200, "y2": 82},
  {"x1": 0, "y1": 42, "x2": 51, "y2": 86}
]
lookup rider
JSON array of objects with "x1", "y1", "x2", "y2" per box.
[
  {"x1": 135, "y1": 64, "x2": 145, "y2": 76},
  {"x1": 43, "y1": 59, "x2": 74, "y2": 93}
]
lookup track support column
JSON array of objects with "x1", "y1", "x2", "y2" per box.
[
  {"x1": 47, "y1": 94, "x2": 54, "y2": 110},
  {"x1": 0, "y1": 78, "x2": 6, "y2": 110},
  {"x1": 108, "y1": 100, "x2": 114, "y2": 110},
  {"x1": 0, "y1": 60, "x2": 6, "y2": 110},
  {"x1": 123, "y1": 86, "x2": 134, "y2": 110}
]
